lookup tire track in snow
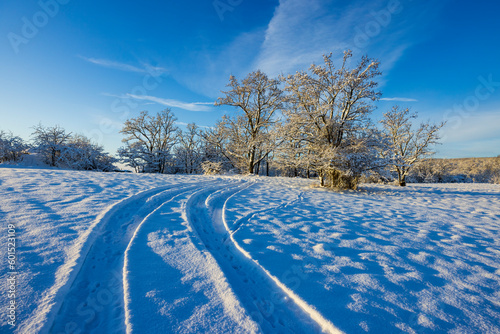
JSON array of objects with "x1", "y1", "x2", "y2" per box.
[
  {"x1": 122, "y1": 186, "x2": 211, "y2": 333},
  {"x1": 47, "y1": 184, "x2": 205, "y2": 334},
  {"x1": 185, "y1": 182, "x2": 343, "y2": 334},
  {"x1": 123, "y1": 180, "x2": 260, "y2": 334}
]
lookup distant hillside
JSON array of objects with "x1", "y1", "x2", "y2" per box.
[{"x1": 409, "y1": 156, "x2": 500, "y2": 184}]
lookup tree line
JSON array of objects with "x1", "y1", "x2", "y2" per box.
[
  {"x1": 0, "y1": 125, "x2": 116, "y2": 172},
  {"x1": 117, "y1": 51, "x2": 445, "y2": 188},
  {"x1": 1, "y1": 51, "x2": 446, "y2": 188}
]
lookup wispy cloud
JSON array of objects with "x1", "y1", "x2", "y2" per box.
[
  {"x1": 166, "y1": 0, "x2": 445, "y2": 99},
  {"x1": 175, "y1": 121, "x2": 211, "y2": 129},
  {"x1": 380, "y1": 97, "x2": 418, "y2": 102},
  {"x1": 253, "y1": 0, "x2": 439, "y2": 80},
  {"x1": 101, "y1": 93, "x2": 214, "y2": 112},
  {"x1": 254, "y1": 0, "x2": 377, "y2": 76},
  {"x1": 126, "y1": 94, "x2": 214, "y2": 112},
  {"x1": 79, "y1": 56, "x2": 168, "y2": 75}
]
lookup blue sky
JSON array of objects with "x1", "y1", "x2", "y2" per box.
[{"x1": 1, "y1": 0, "x2": 499, "y2": 158}]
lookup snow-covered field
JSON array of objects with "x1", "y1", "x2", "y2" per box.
[{"x1": 1, "y1": 167, "x2": 499, "y2": 334}]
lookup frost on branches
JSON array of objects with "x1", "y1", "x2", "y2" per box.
[
  {"x1": 278, "y1": 51, "x2": 387, "y2": 189},
  {"x1": 174, "y1": 123, "x2": 202, "y2": 174},
  {"x1": 381, "y1": 106, "x2": 445, "y2": 186},
  {"x1": 118, "y1": 109, "x2": 179, "y2": 173},
  {"x1": 215, "y1": 71, "x2": 284, "y2": 174},
  {"x1": 31, "y1": 124, "x2": 72, "y2": 166},
  {"x1": 30, "y1": 124, "x2": 116, "y2": 171},
  {"x1": 58, "y1": 135, "x2": 117, "y2": 172},
  {"x1": 0, "y1": 130, "x2": 28, "y2": 163}
]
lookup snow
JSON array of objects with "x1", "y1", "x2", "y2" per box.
[{"x1": 1, "y1": 167, "x2": 499, "y2": 333}]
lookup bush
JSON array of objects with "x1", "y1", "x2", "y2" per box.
[
  {"x1": 58, "y1": 135, "x2": 117, "y2": 171},
  {"x1": 201, "y1": 161, "x2": 223, "y2": 175},
  {"x1": 0, "y1": 131, "x2": 28, "y2": 163},
  {"x1": 321, "y1": 168, "x2": 359, "y2": 190},
  {"x1": 31, "y1": 124, "x2": 71, "y2": 166}
]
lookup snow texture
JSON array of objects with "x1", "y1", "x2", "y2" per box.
[{"x1": 1, "y1": 167, "x2": 499, "y2": 333}]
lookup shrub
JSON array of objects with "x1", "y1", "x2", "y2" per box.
[
  {"x1": 201, "y1": 161, "x2": 223, "y2": 175},
  {"x1": 0, "y1": 131, "x2": 28, "y2": 163}
]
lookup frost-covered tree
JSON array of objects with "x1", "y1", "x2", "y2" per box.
[
  {"x1": 200, "y1": 161, "x2": 223, "y2": 175},
  {"x1": 58, "y1": 134, "x2": 116, "y2": 171},
  {"x1": 215, "y1": 71, "x2": 284, "y2": 174},
  {"x1": 281, "y1": 51, "x2": 383, "y2": 188},
  {"x1": 31, "y1": 124, "x2": 72, "y2": 166},
  {"x1": 175, "y1": 123, "x2": 202, "y2": 174},
  {"x1": 274, "y1": 118, "x2": 315, "y2": 178},
  {"x1": 381, "y1": 106, "x2": 445, "y2": 186},
  {"x1": 119, "y1": 109, "x2": 178, "y2": 173},
  {"x1": 0, "y1": 131, "x2": 28, "y2": 163},
  {"x1": 117, "y1": 142, "x2": 146, "y2": 173},
  {"x1": 199, "y1": 122, "x2": 235, "y2": 173},
  {"x1": 30, "y1": 125, "x2": 116, "y2": 170}
]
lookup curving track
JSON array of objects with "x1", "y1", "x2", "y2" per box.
[{"x1": 48, "y1": 179, "x2": 341, "y2": 334}]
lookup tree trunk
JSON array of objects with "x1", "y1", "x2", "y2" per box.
[
  {"x1": 319, "y1": 170, "x2": 324, "y2": 187},
  {"x1": 248, "y1": 148, "x2": 256, "y2": 174},
  {"x1": 398, "y1": 172, "x2": 407, "y2": 186},
  {"x1": 51, "y1": 149, "x2": 57, "y2": 166}
]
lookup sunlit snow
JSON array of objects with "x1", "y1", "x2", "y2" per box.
[{"x1": 1, "y1": 167, "x2": 499, "y2": 333}]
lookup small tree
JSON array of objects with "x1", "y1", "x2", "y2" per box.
[
  {"x1": 175, "y1": 123, "x2": 202, "y2": 174},
  {"x1": 215, "y1": 70, "x2": 284, "y2": 174},
  {"x1": 119, "y1": 109, "x2": 178, "y2": 173},
  {"x1": 201, "y1": 161, "x2": 223, "y2": 175},
  {"x1": 117, "y1": 142, "x2": 145, "y2": 173},
  {"x1": 0, "y1": 131, "x2": 28, "y2": 163},
  {"x1": 199, "y1": 123, "x2": 235, "y2": 173},
  {"x1": 31, "y1": 124, "x2": 72, "y2": 166},
  {"x1": 58, "y1": 134, "x2": 116, "y2": 171},
  {"x1": 381, "y1": 106, "x2": 445, "y2": 186}
]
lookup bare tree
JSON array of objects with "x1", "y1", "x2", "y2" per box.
[
  {"x1": 381, "y1": 106, "x2": 445, "y2": 186},
  {"x1": 175, "y1": 123, "x2": 202, "y2": 174},
  {"x1": 31, "y1": 124, "x2": 72, "y2": 166},
  {"x1": 215, "y1": 70, "x2": 284, "y2": 174},
  {"x1": 117, "y1": 142, "x2": 145, "y2": 173},
  {"x1": 119, "y1": 109, "x2": 178, "y2": 173},
  {"x1": 199, "y1": 122, "x2": 234, "y2": 173}
]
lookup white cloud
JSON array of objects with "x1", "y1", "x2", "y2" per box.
[
  {"x1": 175, "y1": 121, "x2": 211, "y2": 129},
  {"x1": 253, "y1": 0, "x2": 388, "y2": 76},
  {"x1": 252, "y1": 0, "x2": 434, "y2": 81},
  {"x1": 101, "y1": 93, "x2": 214, "y2": 112},
  {"x1": 126, "y1": 94, "x2": 214, "y2": 112},
  {"x1": 79, "y1": 56, "x2": 168, "y2": 75},
  {"x1": 380, "y1": 97, "x2": 418, "y2": 102},
  {"x1": 170, "y1": 0, "x2": 434, "y2": 97}
]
